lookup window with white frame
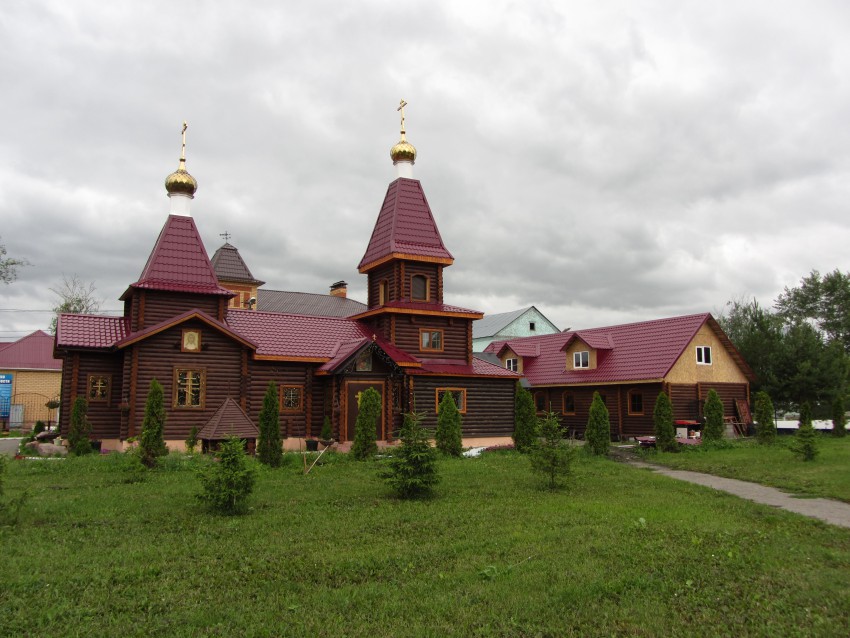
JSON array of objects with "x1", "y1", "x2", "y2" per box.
[
  {"x1": 573, "y1": 351, "x2": 589, "y2": 369},
  {"x1": 505, "y1": 358, "x2": 518, "y2": 372},
  {"x1": 696, "y1": 346, "x2": 712, "y2": 365}
]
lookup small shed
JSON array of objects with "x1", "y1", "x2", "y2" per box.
[{"x1": 198, "y1": 398, "x2": 259, "y2": 454}]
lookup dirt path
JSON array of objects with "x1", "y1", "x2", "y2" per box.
[{"x1": 617, "y1": 455, "x2": 850, "y2": 529}]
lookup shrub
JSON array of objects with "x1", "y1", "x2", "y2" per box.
[
  {"x1": 529, "y1": 411, "x2": 577, "y2": 489},
  {"x1": 832, "y1": 396, "x2": 847, "y2": 438},
  {"x1": 753, "y1": 391, "x2": 777, "y2": 445},
  {"x1": 320, "y1": 415, "x2": 333, "y2": 441},
  {"x1": 381, "y1": 412, "x2": 439, "y2": 499},
  {"x1": 185, "y1": 426, "x2": 200, "y2": 454},
  {"x1": 139, "y1": 379, "x2": 168, "y2": 468},
  {"x1": 257, "y1": 381, "x2": 282, "y2": 467},
  {"x1": 351, "y1": 387, "x2": 380, "y2": 460},
  {"x1": 33, "y1": 421, "x2": 46, "y2": 436},
  {"x1": 197, "y1": 436, "x2": 256, "y2": 515},
  {"x1": 585, "y1": 392, "x2": 610, "y2": 456},
  {"x1": 67, "y1": 397, "x2": 93, "y2": 456},
  {"x1": 792, "y1": 401, "x2": 818, "y2": 461},
  {"x1": 702, "y1": 390, "x2": 725, "y2": 443},
  {"x1": 653, "y1": 391, "x2": 677, "y2": 452},
  {"x1": 435, "y1": 392, "x2": 463, "y2": 456},
  {"x1": 513, "y1": 382, "x2": 538, "y2": 453}
]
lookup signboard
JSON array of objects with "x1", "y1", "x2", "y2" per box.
[{"x1": 0, "y1": 373, "x2": 12, "y2": 419}]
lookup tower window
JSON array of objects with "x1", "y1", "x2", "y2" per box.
[
  {"x1": 411, "y1": 275, "x2": 429, "y2": 301},
  {"x1": 379, "y1": 280, "x2": 389, "y2": 305},
  {"x1": 420, "y1": 329, "x2": 443, "y2": 351}
]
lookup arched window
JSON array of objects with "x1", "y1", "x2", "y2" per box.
[{"x1": 411, "y1": 274, "x2": 429, "y2": 301}]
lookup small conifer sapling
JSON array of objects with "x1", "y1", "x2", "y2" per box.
[
  {"x1": 585, "y1": 391, "x2": 610, "y2": 456},
  {"x1": 513, "y1": 382, "x2": 538, "y2": 453},
  {"x1": 832, "y1": 395, "x2": 847, "y2": 438},
  {"x1": 653, "y1": 391, "x2": 677, "y2": 452},
  {"x1": 139, "y1": 379, "x2": 168, "y2": 467},
  {"x1": 67, "y1": 396, "x2": 93, "y2": 456},
  {"x1": 435, "y1": 391, "x2": 463, "y2": 456},
  {"x1": 257, "y1": 381, "x2": 282, "y2": 467},
  {"x1": 352, "y1": 387, "x2": 380, "y2": 460},
  {"x1": 793, "y1": 401, "x2": 818, "y2": 461},
  {"x1": 753, "y1": 391, "x2": 777, "y2": 444},
  {"x1": 381, "y1": 411, "x2": 439, "y2": 499},
  {"x1": 529, "y1": 411, "x2": 577, "y2": 489},
  {"x1": 197, "y1": 436, "x2": 256, "y2": 515},
  {"x1": 702, "y1": 389, "x2": 725, "y2": 443}
]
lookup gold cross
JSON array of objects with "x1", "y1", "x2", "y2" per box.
[
  {"x1": 397, "y1": 99, "x2": 407, "y2": 134},
  {"x1": 180, "y1": 120, "x2": 188, "y2": 161}
]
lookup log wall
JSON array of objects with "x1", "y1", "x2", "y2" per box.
[
  {"x1": 393, "y1": 315, "x2": 470, "y2": 361},
  {"x1": 411, "y1": 375, "x2": 516, "y2": 437}
]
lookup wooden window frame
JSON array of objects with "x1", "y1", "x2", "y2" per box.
[
  {"x1": 534, "y1": 391, "x2": 547, "y2": 414},
  {"x1": 573, "y1": 351, "x2": 589, "y2": 369},
  {"x1": 379, "y1": 280, "x2": 389, "y2": 306},
  {"x1": 181, "y1": 328, "x2": 202, "y2": 353},
  {"x1": 505, "y1": 358, "x2": 518, "y2": 372},
  {"x1": 696, "y1": 346, "x2": 712, "y2": 365},
  {"x1": 562, "y1": 391, "x2": 576, "y2": 415},
  {"x1": 87, "y1": 374, "x2": 111, "y2": 403},
  {"x1": 411, "y1": 274, "x2": 430, "y2": 302},
  {"x1": 173, "y1": 368, "x2": 206, "y2": 409},
  {"x1": 280, "y1": 384, "x2": 304, "y2": 412},
  {"x1": 435, "y1": 387, "x2": 467, "y2": 414},
  {"x1": 628, "y1": 390, "x2": 644, "y2": 416},
  {"x1": 419, "y1": 328, "x2": 444, "y2": 352}
]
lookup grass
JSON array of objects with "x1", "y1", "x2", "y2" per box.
[
  {"x1": 1, "y1": 450, "x2": 849, "y2": 637},
  {"x1": 642, "y1": 436, "x2": 850, "y2": 503}
]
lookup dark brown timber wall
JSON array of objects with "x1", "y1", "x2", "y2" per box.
[
  {"x1": 394, "y1": 315, "x2": 470, "y2": 361},
  {"x1": 59, "y1": 351, "x2": 125, "y2": 440},
  {"x1": 411, "y1": 375, "x2": 516, "y2": 438}
]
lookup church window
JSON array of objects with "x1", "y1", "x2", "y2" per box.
[
  {"x1": 411, "y1": 274, "x2": 429, "y2": 301},
  {"x1": 174, "y1": 368, "x2": 205, "y2": 408},
  {"x1": 420, "y1": 329, "x2": 443, "y2": 351},
  {"x1": 436, "y1": 388, "x2": 466, "y2": 413},
  {"x1": 87, "y1": 374, "x2": 111, "y2": 402},
  {"x1": 281, "y1": 385, "x2": 303, "y2": 412}
]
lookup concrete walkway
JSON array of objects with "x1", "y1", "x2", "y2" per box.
[{"x1": 621, "y1": 456, "x2": 850, "y2": 529}]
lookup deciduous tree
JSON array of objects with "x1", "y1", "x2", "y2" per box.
[
  {"x1": 0, "y1": 237, "x2": 29, "y2": 285},
  {"x1": 49, "y1": 274, "x2": 101, "y2": 334}
]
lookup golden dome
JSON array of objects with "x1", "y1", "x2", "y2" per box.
[
  {"x1": 390, "y1": 138, "x2": 417, "y2": 163},
  {"x1": 165, "y1": 158, "x2": 198, "y2": 197}
]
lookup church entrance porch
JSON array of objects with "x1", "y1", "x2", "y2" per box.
[{"x1": 344, "y1": 380, "x2": 385, "y2": 442}]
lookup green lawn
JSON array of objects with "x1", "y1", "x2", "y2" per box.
[
  {"x1": 2, "y1": 450, "x2": 849, "y2": 637},
  {"x1": 644, "y1": 436, "x2": 850, "y2": 503}
]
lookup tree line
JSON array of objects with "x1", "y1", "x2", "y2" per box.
[{"x1": 719, "y1": 269, "x2": 850, "y2": 416}]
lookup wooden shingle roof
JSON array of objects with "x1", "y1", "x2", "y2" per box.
[
  {"x1": 210, "y1": 242, "x2": 265, "y2": 286},
  {"x1": 198, "y1": 398, "x2": 259, "y2": 440}
]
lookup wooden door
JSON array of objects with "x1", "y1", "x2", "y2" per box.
[{"x1": 345, "y1": 381, "x2": 384, "y2": 442}]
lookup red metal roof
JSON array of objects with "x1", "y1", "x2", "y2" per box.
[
  {"x1": 487, "y1": 313, "x2": 753, "y2": 386},
  {"x1": 0, "y1": 330, "x2": 62, "y2": 370},
  {"x1": 409, "y1": 357, "x2": 520, "y2": 378},
  {"x1": 130, "y1": 215, "x2": 233, "y2": 297},
  {"x1": 358, "y1": 178, "x2": 454, "y2": 272},
  {"x1": 198, "y1": 397, "x2": 259, "y2": 440},
  {"x1": 226, "y1": 310, "x2": 367, "y2": 359},
  {"x1": 351, "y1": 301, "x2": 483, "y2": 321},
  {"x1": 115, "y1": 309, "x2": 257, "y2": 350},
  {"x1": 55, "y1": 315, "x2": 130, "y2": 350}
]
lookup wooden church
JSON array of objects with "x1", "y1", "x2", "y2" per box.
[{"x1": 54, "y1": 109, "x2": 519, "y2": 451}]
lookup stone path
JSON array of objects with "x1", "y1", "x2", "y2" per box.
[{"x1": 620, "y1": 455, "x2": 850, "y2": 529}]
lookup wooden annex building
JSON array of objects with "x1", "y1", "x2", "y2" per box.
[
  {"x1": 53, "y1": 115, "x2": 519, "y2": 451},
  {"x1": 485, "y1": 313, "x2": 756, "y2": 440}
]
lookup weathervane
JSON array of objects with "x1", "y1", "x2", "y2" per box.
[
  {"x1": 397, "y1": 99, "x2": 408, "y2": 138},
  {"x1": 220, "y1": 231, "x2": 231, "y2": 242}
]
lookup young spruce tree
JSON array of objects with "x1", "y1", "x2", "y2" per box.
[
  {"x1": 793, "y1": 401, "x2": 818, "y2": 461},
  {"x1": 832, "y1": 395, "x2": 847, "y2": 438},
  {"x1": 653, "y1": 391, "x2": 677, "y2": 452},
  {"x1": 529, "y1": 411, "x2": 577, "y2": 489},
  {"x1": 351, "y1": 386, "x2": 380, "y2": 460},
  {"x1": 702, "y1": 389, "x2": 725, "y2": 443},
  {"x1": 435, "y1": 392, "x2": 463, "y2": 456},
  {"x1": 381, "y1": 411, "x2": 439, "y2": 499},
  {"x1": 585, "y1": 391, "x2": 610, "y2": 456},
  {"x1": 139, "y1": 379, "x2": 168, "y2": 467},
  {"x1": 67, "y1": 396, "x2": 93, "y2": 456},
  {"x1": 197, "y1": 435, "x2": 256, "y2": 515},
  {"x1": 513, "y1": 382, "x2": 538, "y2": 453},
  {"x1": 257, "y1": 381, "x2": 282, "y2": 467},
  {"x1": 753, "y1": 391, "x2": 777, "y2": 444}
]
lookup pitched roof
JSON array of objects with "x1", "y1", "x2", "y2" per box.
[
  {"x1": 358, "y1": 178, "x2": 454, "y2": 272},
  {"x1": 0, "y1": 330, "x2": 62, "y2": 370},
  {"x1": 115, "y1": 309, "x2": 256, "y2": 350},
  {"x1": 225, "y1": 310, "x2": 368, "y2": 359},
  {"x1": 257, "y1": 289, "x2": 366, "y2": 317},
  {"x1": 210, "y1": 243, "x2": 265, "y2": 285},
  {"x1": 317, "y1": 335, "x2": 420, "y2": 373},
  {"x1": 129, "y1": 215, "x2": 233, "y2": 297},
  {"x1": 486, "y1": 313, "x2": 754, "y2": 386},
  {"x1": 472, "y1": 307, "x2": 532, "y2": 339},
  {"x1": 55, "y1": 315, "x2": 130, "y2": 350},
  {"x1": 408, "y1": 357, "x2": 520, "y2": 378},
  {"x1": 198, "y1": 398, "x2": 259, "y2": 440}
]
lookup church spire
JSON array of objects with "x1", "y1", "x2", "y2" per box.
[
  {"x1": 164, "y1": 121, "x2": 198, "y2": 216},
  {"x1": 390, "y1": 99, "x2": 417, "y2": 178}
]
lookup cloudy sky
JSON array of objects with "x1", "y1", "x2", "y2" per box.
[{"x1": 2, "y1": 0, "x2": 849, "y2": 340}]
